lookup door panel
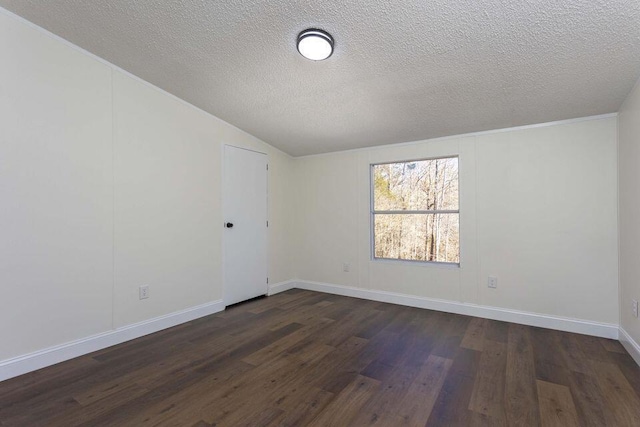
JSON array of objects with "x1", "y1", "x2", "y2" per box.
[{"x1": 223, "y1": 145, "x2": 268, "y2": 306}]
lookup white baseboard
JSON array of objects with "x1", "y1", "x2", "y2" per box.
[
  {"x1": 292, "y1": 280, "x2": 619, "y2": 339},
  {"x1": 0, "y1": 283, "x2": 628, "y2": 383},
  {"x1": 0, "y1": 300, "x2": 224, "y2": 382},
  {"x1": 268, "y1": 280, "x2": 297, "y2": 296},
  {"x1": 619, "y1": 328, "x2": 640, "y2": 366}
]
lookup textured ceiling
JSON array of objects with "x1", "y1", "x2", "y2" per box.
[{"x1": 2, "y1": 1, "x2": 640, "y2": 156}]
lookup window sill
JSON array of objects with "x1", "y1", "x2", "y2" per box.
[{"x1": 371, "y1": 258, "x2": 461, "y2": 269}]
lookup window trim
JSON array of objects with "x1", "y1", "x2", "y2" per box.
[{"x1": 370, "y1": 155, "x2": 460, "y2": 266}]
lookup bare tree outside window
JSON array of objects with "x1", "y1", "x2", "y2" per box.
[{"x1": 372, "y1": 157, "x2": 459, "y2": 264}]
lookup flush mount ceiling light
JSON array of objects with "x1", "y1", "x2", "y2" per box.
[{"x1": 297, "y1": 29, "x2": 334, "y2": 61}]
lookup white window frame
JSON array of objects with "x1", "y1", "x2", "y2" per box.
[{"x1": 370, "y1": 155, "x2": 460, "y2": 266}]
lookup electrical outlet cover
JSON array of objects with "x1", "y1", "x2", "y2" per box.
[
  {"x1": 488, "y1": 276, "x2": 498, "y2": 289},
  {"x1": 139, "y1": 285, "x2": 150, "y2": 300}
]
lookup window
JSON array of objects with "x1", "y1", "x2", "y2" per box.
[{"x1": 371, "y1": 156, "x2": 459, "y2": 264}]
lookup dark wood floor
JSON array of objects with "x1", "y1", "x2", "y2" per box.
[{"x1": 2, "y1": 289, "x2": 640, "y2": 426}]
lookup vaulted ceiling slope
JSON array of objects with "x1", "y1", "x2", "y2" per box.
[{"x1": 2, "y1": 1, "x2": 639, "y2": 156}]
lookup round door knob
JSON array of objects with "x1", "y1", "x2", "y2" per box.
[{"x1": 226, "y1": 222, "x2": 234, "y2": 228}]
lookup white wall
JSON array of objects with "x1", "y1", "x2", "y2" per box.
[
  {"x1": 619, "y1": 77, "x2": 640, "y2": 345},
  {"x1": 0, "y1": 9, "x2": 295, "y2": 361},
  {"x1": 294, "y1": 117, "x2": 619, "y2": 325},
  {"x1": 0, "y1": 10, "x2": 114, "y2": 361}
]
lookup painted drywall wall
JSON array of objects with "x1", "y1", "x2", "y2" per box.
[
  {"x1": 112, "y1": 71, "x2": 223, "y2": 327},
  {"x1": 619, "y1": 77, "x2": 640, "y2": 344},
  {"x1": 294, "y1": 117, "x2": 619, "y2": 324},
  {"x1": 0, "y1": 9, "x2": 294, "y2": 360},
  {"x1": 0, "y1": 10, "x2": 114, "y2": 360}
]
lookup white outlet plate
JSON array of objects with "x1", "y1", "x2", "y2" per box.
[
  {"x1": 633, "y1": 299, "x2": 638, "y2": 318},
  {"x1": 488, "y1": 276, "x2": 498, "y2": 289},
  {"x1": 343, "y1": 263, "x2": 350, "y2": 272},
  {"x1": 139, "y1": 285, "x2": 150, "y2": 300}
]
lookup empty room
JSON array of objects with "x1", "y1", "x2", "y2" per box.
[{"x1": 2, "y1": 1, "x2": 640, "y2": 426}]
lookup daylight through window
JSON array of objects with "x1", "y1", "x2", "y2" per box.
[{"x1": 372, "y1": 157, "x2": 459, "y2": 264}]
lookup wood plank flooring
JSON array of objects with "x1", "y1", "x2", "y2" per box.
[{"x1": 1, "y1": 289, "x2": 640, "y2": 426}]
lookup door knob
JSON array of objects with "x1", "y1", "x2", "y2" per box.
[{"x1": 226, "y1": 222, "x2": 234, "y2": 228}]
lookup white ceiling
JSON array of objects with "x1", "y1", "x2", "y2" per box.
[{"x1": 2, "y1": 1, "x2": 639, "y2": 156}]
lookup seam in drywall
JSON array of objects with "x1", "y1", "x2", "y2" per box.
[
  {"x1": 0, "y1": 6, "x2": 293, "y2": 161},
  {"x1": 473, "y1": 136, "x2": 481, "y2": 306},
  {"x1": 111, "y1": 69, "x2": 116, "y2": 331},
  {"x1": 457, "y1": 138, "x2": 463, "y2": 303},
  {"x1": 616, "y1": 113, "x2": 621, "y2": 330},
  {"x1": 296, "y1": 113, "x2": 619, "y2": 159}
]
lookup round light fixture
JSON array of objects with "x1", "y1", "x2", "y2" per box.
[{"x1": 297, "y1": 29, "x2": 334, "y2": 61}]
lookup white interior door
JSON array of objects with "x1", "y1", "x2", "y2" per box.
[{"x1": 223, "y1": 145, "x2": 268, "y2": 306}]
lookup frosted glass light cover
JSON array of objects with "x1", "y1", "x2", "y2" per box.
[{"x1": 297, "y1": 29, "x2": 333, "y2": 61}]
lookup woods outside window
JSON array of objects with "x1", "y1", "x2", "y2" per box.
[{"x1": 371, "y1": 156, "x2": 460, "y2": 265}]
